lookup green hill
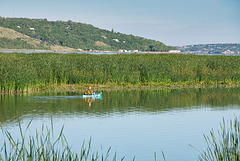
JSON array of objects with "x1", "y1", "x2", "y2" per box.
[{"x1": 0, "y1": 17, "x2": 176, "y2": 52}]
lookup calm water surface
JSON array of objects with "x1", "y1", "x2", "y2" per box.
[{"x1": 1, "y1": 87, "x2": 240, "y2": 160}]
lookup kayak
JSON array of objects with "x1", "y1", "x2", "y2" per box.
[
  {"x1": 83, "y1": 92, "x2": 102, "y2": 97},
  {"x1": 82, "y1": 92, "x2": 102, "y2": 98}
]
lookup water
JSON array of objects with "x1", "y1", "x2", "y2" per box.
[
  {"x1": 0, "y1": 87, "x2": 240, "y2": 160},
  {"x1": 1, "y1": 50, "x2": 239, "y2": 56},
  {"x1": 0, "y1": 50, "x2": 122, "y2": 55}
]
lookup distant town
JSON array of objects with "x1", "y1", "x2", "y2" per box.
[
  {"x1": 119, "y1": 44, "x2": 240, "y2": 54},
  {"x1": 178, "y1": 43, "x2": 240, "y2": 54}
]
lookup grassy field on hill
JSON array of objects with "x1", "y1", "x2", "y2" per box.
[
  {"x1": 0, "y1": 52, "x2": 240, "y2": 93},
  {"x1": 0, "y1": 26, "x2": 76, "y2": 51}
]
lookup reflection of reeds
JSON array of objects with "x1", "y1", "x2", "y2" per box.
[
  {"x1": 1, "y1": 53, "x2": 240, "y2": 93},
  {"x1": 0, "y1": 121, "x2": 124, "y2": 161},
  {"x1": 199, "y1": 118, "x2": 240, "y2": 161}
]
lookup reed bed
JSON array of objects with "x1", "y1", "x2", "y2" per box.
[
  {"x1": 1, "y1": 53, "x2": 240, "y2": 92},
  {"x1": 0, "y1": 121, "x2": 124, "y2": 161},
  {"x1": 199, "y1": 117, "x2": 240, "y2": 161}
]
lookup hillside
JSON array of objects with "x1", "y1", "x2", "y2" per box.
[
  {"x1": 178, "y1": 44, "x2": 240, "y2": 54},
  {"x1": 0, "y1": 17, "x2": 176, "y2": 52},
  {"x1": 0, "y1": 26, "x2": 77, "y2": 51}
]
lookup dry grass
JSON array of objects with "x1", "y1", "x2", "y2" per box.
[
  {"x1": 95, "y1": 41, "x2": 110, "y2": 47},
  {"x1": 0, "y1": 26, "x2": 41, "y2": 46},
  {"x1": 50, "y1": 45, "x2": 77, "y2": 52},
  {"x1": 0, "y1": 26, "x2": 76, "y2": 51}
]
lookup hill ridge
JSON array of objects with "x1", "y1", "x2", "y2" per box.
[{"x1": 0, "y1": 17, "x2": 176, "y2": 52}]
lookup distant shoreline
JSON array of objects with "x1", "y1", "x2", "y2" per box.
[
  {"x1": 2, "y1": 83, "x2": 240, "y2": 95},
  {"x1": 1, "y1": 49, "x2": 239, "y2": 55},
  {"x1": 0, "y1": 48, "x2": 182, "y2": 54}
]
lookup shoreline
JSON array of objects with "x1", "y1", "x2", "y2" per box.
[
  {"x1": 2, "y1": 83, "x2": 240, "y2": 95},
  {"x1": 0, "y1": 48, "x2": 182, "y2": 54}
]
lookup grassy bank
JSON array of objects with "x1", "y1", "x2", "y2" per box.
[{"x1": 1, "y1": 52, "x2": 240, "y2": 93}]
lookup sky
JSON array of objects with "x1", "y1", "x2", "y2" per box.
[{"x1": 0, "y1": 0, "x2": 239, "y2": 46}]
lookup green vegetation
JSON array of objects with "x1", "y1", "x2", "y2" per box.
[
  {"x1": 1, "y1": 53, "x2": 240, "y2": 93},
  {"x1": 0, "y1": 17, "x2": 175, "y2": 52},
  {"x1": 0, "y1": 121, "x2": 126, "y2": 161},
  {"x1": 199, "y1": 117, "x2": 240, "y2": 161}
]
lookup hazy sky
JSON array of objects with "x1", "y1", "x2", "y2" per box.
[{"x1": 0, "y1": 0, "x2": 239, "y2": 46}]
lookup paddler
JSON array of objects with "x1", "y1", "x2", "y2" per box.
[{"x1": 85, "y1": 86, "x2": 95, "y2": 95}]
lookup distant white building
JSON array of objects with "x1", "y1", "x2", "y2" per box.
[
  {"x1": 122, "y1": 50, "x2": 139, "y2": 52},
  {"x1": 169, "y1": 50, "x2": 181, "y2": 53},
  {"x1": 29, "y1": 28, "x2": 35, "y2": 30},
  {"x1": 113, "y1": 39, "x2": 119, "y2": 42},
  {"x1": 17, "y1": 26, "x2": 21, "y2": 28},
  {"x1": 222, "y1": 50, "x2": 234, "y2": 54},
  {"x1": 102, "y1": 36, "x2": 107, "y2": 39}
]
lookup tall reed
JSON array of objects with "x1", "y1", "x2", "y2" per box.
[
  {"x1": 199, "y1": 117, "x2": 240, "y2": 161},
  {"x1": 0, "y1": 120, "x2": 124, "y2": 161},
  {"x1": 1, "y1": 53, "x2": 240, "y2": 92}
]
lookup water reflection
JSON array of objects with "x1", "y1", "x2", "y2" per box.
[
  {"x1": 1, "y1": 87, "x2": 240, "y2": 161},
  {"x1": 0, "y1": 87, "x2": 240, "y2": 125},
  {"x1": 32, "y1": 95, "x2": 102, "y2": 107},
  {"x1": 84, "y1": 97, "x2": 102, "y2": 107}
]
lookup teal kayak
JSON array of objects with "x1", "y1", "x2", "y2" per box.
[{"x1": 83, "y1": 92, "x2": 102, "y2": 98}]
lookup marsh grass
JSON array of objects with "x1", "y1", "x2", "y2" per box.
[
  {"x1": 0, "y1": 119, "x2": 167, "y2": 161},
  {"x1": 199, "y1": 117, "x2": 240, "y2": 161},
  {"x1": 0, "y1": 120, "x2": 126, "y2": 161},
  {"x1": 1, "y1": 53, "x2": 240, "y2": 93}
]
